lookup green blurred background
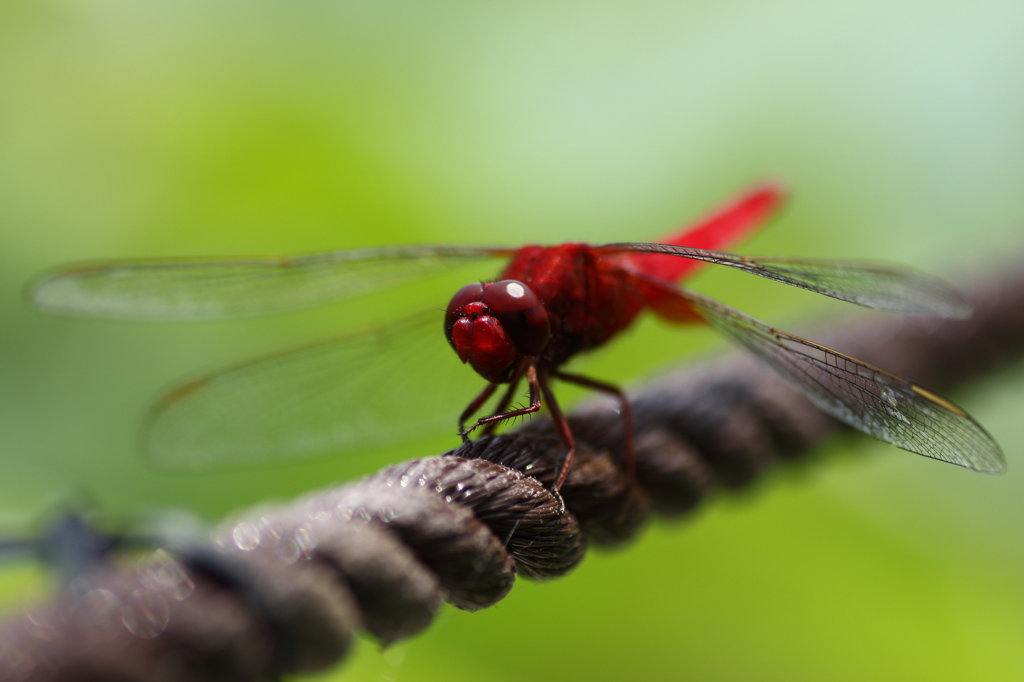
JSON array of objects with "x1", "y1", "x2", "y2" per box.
[{"x1": 3, "y1": 1, "x2": 1024, "y2": 680}]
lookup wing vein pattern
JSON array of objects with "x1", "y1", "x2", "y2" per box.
[
  {"x1": 30, "y1": 245, "x2": 510, "y2": 319},
  {"x1": 604, "y1": 243, "x2": 971, "y2": 318},
  {"x1": 677, "y1": 287, "x2": 1004, "y2": 474}
]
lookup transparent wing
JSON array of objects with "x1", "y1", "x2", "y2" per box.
[
  {"x1": 143, "y1": 311, "x2": 485, "y2": 471},
  {"x1": 28, "y1": 245, "x2": 513, "y2": 319},
  {"x1": 601, "y1": 243, "x2": 971, "y2": 319},
  {"x1": 676, "y1": 287, "x2": 1005, "y2": 474}
]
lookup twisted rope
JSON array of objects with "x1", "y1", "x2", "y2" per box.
[{"x1": 2, "y1": 265, "x2": 1023, "y2": 682}]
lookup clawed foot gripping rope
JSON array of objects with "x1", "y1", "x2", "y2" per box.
[{"x1": 2, "y1": 266, "x2": 1024, "y2": 682}]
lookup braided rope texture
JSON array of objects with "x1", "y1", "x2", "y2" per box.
[{"x1": 2, "y1": 267, "x2": 1022, "y2": 682}]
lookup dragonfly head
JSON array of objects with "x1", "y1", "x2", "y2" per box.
[{"x1": 444, "y1": 280, "x2": 550, "y2": 383}]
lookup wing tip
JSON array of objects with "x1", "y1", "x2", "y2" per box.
[
  {"x1": 956, "y1": 453, "x2": 1006, "y2": 476},
  {"x1": 922, "y1": 280, "x2": 973, "y2": 320},
  {"x1": 24, "y1": 263, "x2": 136, "y2": 317},
  {"x1": 941, "y1": 297, "x2": 974, "y2": 321},
  {"x1": 24, "y1": 270, "x2": 64, "y2": 312},
  {"x1": 971, "y1": 442, "x2": 1007, "y2": 476}
]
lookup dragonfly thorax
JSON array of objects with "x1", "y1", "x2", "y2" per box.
[{"x1": 444, "y1": 280, "x2": 551, "y2": 383}]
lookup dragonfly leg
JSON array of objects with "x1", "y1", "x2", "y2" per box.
[
  {"x1": 458, "y1": 382, "x2": 499, "y2": 442},
  {"x1": 481, "y1": 378, "x2": 525, "y2": 437},
  {"x1": 553, "y1": 370, "x2": 635, "y2": 484},
  {"x1": 536, "y1": 373, "x2": 575, "y2": 492},
  {"x1": 460, "y1": 363, "x2": 542, "y2": 441}
]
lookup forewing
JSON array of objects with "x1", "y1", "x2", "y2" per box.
[
  {"x1": 143, "y1": 311, "x2": 483, "y2": 471},
  {"x1": 602, "y1": 244, "x2": 971, "y2": 319},
  {"x1": 29, "y1": 245, "x2": 512, "y2": 319},
  {"x1": 678, "y1": 288, "x2": 1005, "y2": 474}
]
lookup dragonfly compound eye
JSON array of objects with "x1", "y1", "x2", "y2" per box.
[
  {"x1": 445, "y1": 281, "x2": 519, "y2": 382},
  {"x1": 444, "y1": 282, "x2": 486, "y2": 349},
  {"x1": 481, "y1": 280, "x2": 550, "y2": 357}
]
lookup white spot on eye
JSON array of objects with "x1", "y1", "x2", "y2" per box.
[{"x1": 506, "y1": 282, "x2": 525, "y2": 298}]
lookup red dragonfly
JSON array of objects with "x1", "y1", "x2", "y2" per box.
[{"x1": 29, "y1": 186, "x2": 1005, "y2": 487}]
